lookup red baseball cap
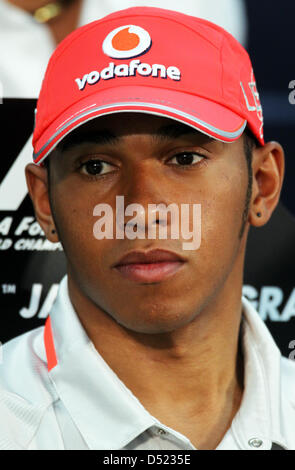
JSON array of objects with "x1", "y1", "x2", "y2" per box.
[{"x1": 32, "y1": 6, "x2": 264, "y2": 165}]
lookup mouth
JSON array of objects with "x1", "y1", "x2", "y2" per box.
[{"x1": 112, "y1": 249, "x2": 186, "y2": 283}]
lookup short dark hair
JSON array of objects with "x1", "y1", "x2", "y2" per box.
[
  {"x1": 243, "y1": 127, "x2": 256, "y2": 176},
  {"x1": 43, "y1": 157, "x2": 50, "y2": 171}
]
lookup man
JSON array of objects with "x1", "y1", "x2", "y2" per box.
[{"x1": 0, "y1": 7, "x2": 294, "y2": 450}]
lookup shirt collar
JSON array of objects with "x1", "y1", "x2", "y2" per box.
[{"x1": 45, "y1": 275, "x2": 289, "y2": 450}]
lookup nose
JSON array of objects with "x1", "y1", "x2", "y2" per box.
[{"x1": 118, "y1": 163, "x2": 176, "y2": 236}]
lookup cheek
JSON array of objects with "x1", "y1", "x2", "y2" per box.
[
  {"x1": 51, "y1": 181, "x2": 105, "y2": 260},
  {"x1": 174, "y1": 164, "x2": 247, "y2": 243},
  {"x1": 196, "y1": 165, "x2": 248, "y2": 265}
]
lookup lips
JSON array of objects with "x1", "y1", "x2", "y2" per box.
[{"x1": 113, "y1": 249, "x2": 186, "y2": 283}]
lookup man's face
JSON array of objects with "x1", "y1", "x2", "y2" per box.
[{"x1": 47, "y1": 113, "x2": 250, "y2": 333}]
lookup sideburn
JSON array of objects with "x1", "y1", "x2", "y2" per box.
[{"x1": 238, "y1": 135, "x2": 254, "y2": 239}]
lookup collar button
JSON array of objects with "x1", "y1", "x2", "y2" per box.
[{"x1": 248, "y1": 438, "x2": 263, "y2": 448}]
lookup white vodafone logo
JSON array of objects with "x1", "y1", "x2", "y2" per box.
[{"x1": 102, "y1": 25, "x2": 151, "y2": 59}]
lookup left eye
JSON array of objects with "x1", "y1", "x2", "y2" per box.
[
  {"x1": 168, "y1": 152, "x2": 205, "y2": 166},
  {"x1": 80, "y1": 159, "x2": 114, "y2": 176}
]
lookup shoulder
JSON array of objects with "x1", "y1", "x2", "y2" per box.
[
  {"x1": 0, "y1": 326, "x2": 57, "y2": 403},
  {"x1": 0, "y1": 327, "x2": 58, "y2": 449}
]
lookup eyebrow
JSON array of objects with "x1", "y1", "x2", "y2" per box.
[
  {"x1": 58, "y1": 130, "x2": 118, "y2": 152},
  {"x1": 154, "y1": 123, "x2": 201, "y2": 139},
  {"x1": 58, "y1": 122, "x2": 213, "y2": 153}
]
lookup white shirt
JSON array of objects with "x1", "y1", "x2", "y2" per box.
[
  {"x1": 0, "y1": 0, "x2": 247, "y2": 98},
  {"x1": 0, "y1": 275, "x2": 294, "y2": 450}
]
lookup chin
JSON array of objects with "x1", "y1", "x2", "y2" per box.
[{"x1": 112, "y1": 307, "x2": 197, "y2": 334}]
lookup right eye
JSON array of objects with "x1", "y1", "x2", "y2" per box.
[{"x1": 79, "y1": 159, "x2": 115, "y2": 177}]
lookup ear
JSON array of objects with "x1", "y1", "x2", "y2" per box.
[
  {"x1": 248, "y1": 141, "x2": 285, "y2": 227},
  {"x1": 25, "y1": 163, "x2": 59, "y2": 242}
]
